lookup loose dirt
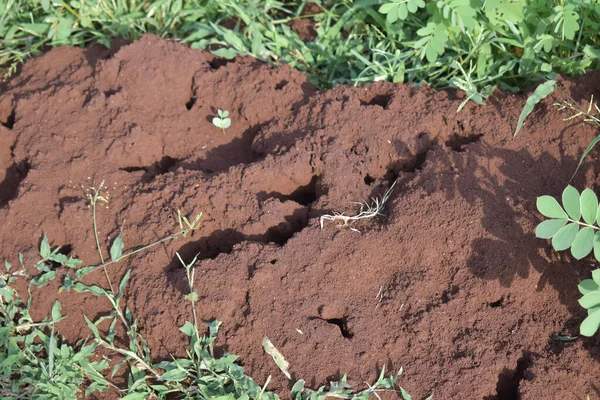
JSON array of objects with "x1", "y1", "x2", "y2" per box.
[{"x1": 2, "y1": 34, "x2": 600, "y2": 399}]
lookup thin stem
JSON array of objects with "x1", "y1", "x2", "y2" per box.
[
  {"x1": 91, "y1": 195, "x2": 114, "y2": 293},
  {"x1": 567, "y1": 218, "x2": 599, "y2": 230},
  {"x1": 15, "y1": 321, "x2": 53, "y2": 331},
  {"x1": 87, "y1": 228, "x2": 193, "y2": 275},
  {"x1": 97, "y1": 340, "x2": 161, "y2": 380}
]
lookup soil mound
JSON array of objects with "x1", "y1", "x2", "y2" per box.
[{"x1": 2, "y1": 35, "x2": 600, "y2": 399}]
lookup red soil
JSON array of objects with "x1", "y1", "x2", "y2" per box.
[{"x1": 1, "y1": 34, "x2": 600, "y2": 399}]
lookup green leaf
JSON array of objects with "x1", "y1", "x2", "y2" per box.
[
  {"x1": 593, "y1": 269, "x2": 600, "y2": 286},
  {"x1": 83, "y1": 314, "x2": 100, "y2": 338},
  {"x1": 51, "y1": 300, "x2": 62, "y2": 322},
  {"x1": 262, "y1": 337, "x2": 291, "y2": 379},
  {"x1": 415, "y1": 22, "x2": 447, "y2": 63},
  {"x1": 580, "y1": 308, "x2": 600, "y2": 337},
  {"x1": 573, "y1": 135, "x2": 600, "y2": 180},
  {"x1": 159, "y1": 368, "x2": 188, "y2": 382},
  {"x1": 579, "y1": 279, "x2": 599, "y2": 295},
  {"x1": 551, "y1": 223, "x2": 578, "y2": 251},
  {"x1": 514, "y1": 80, "x2": 556, "y2": 136},
  {"x1": 110, "y1": 233, "x2": 124, "y2": 261},
  {"x1": 571, "y1": 227, "x2": 594, "y2": 259},
  {"x1": 179, "y1": 321, "x2": 195, "y2": 337},
  {"x1": 40, "y1": 235, "x2": 51, "y2": 258},
  {"x1": 562, "y1": 185, "x2": 580, "y2": 220},
  {"x1": 535, "y1": 219, "x2": 567, "y2": 239},
  {"x1": 117, "y1": 269, "x2": 131, "y2": 301},
  {"x1": 553, "y1": 4, "x2": 580, "y2": 40},
  {"x1": 594, "y1": 232, "x2": 600, "y2": 262},
  {"x1": 537, "y1": 196, "x2": 567, "y2": 219},
  {"x1": 581, "y1": 189, "x2": 598, "y2": 224},
  {"x1": 578, "y1": 292, "x2": 600, "y2": 309}
]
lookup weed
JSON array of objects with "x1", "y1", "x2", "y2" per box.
[
  {"x1": 320, "y1": 181, "x2": 396, "y2": 232},
  {"x1": 535, "y1": 185, "x2": 600, "y2": 336},
  {"x1": 0, "y1": 175, "x2": 429, "y2": 399},
  {"x1": 2, "y1": 0, "x2": 600, "y2": 104},
  {"x1": 212, "y1": 108, "x2": 231, "y2": 134}
]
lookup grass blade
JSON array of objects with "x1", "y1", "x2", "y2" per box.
[{"x1": 514, "y1": 80, "x2": 556, "y2": 137}]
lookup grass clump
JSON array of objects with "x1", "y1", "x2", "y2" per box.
[{"x1": 1, "y1": 0, "x2": 600, "y2": 99}]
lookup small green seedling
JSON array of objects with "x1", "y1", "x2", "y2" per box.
[{"x1": 212, "y1": 109, "x2": 231, "y2": 134}]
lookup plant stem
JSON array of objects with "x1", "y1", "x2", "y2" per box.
[
  {"x1": 91, "y1": 192, "x2": 114, "y2": 294},
  {"x1": 568, "y1": 218, "x2": 600, "y2": 230},
  {"x1": 87, "y1": 228, "x2": 194, "y2": 275}
]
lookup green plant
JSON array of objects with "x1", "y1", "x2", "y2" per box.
[
  {"x1": 1, "y1": 175, "x2": 428, "y2": 398},
  {"x1": 535, "y1": 185, "x2": 600, "y2": 336},
  {"x1": 1, "y1": 256, "x2": 109, "y2": 399},
  {"x1": 2, "y1": 0, "x2": 600, "y2": 104},
  {"x1": 212, "y1": 108, "x2": 231, "y2": 134}
]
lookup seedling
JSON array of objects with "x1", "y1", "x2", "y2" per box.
[
  {"x1": 320, "y1": 181, "x2": 397, "y2": 232},
  {"x1": 212, "y1": 109, "x2": 231, "y2": 134}
]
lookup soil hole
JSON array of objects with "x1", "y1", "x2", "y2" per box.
[
  {"x1": 310, "y1": 316, "x2": 353, "y2": 339},
  {"x1": 120, "y1": 156, "x2": 179, "y2": 182},
  {"x1": 0, "y1": 160, "x2": 30, "y2": 207},
  {"x1": 363, "y1": 174, "x2": 375, "y2": 186},
  {"x1": 360, "y1": 94, "x2": 392, "y2": 109},
  {"x1": 275, "y1": 80, "x2": 288, "y2": 90},
  {"x1": 258, "y1": 176, "x2": 320, "y2": 206},
  {"x1": 1, "y1": 108, "x2": 15, "y2": 129},
  {"x1": 104, "y1": 88, "x2": 120, "y2": 98},
  {"x1": 489, "y1": 297, "x2": 504, "y2": 308},
  {"x1": 491, "y1": 352, "x2": 532, "y2": 400},
  {"x1": 185, "y1": 96, "x2": 196, "y2": 110},
  {"x1": 208, "y1": 57, "x2": 233, "y2": 70},
  {"x1": 445, "y1": 133, "x2": 483, "y2": 152}
]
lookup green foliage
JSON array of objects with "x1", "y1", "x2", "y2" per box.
[
  {"x1": 290, "y1": 367, "x2": 431, "y2": 400},
  {"x1": 535, "y1": 186, "x2": 600, "y2": 260},
  {"x1": 514, "y1": 80, "x2": 557, "y2": 136},
  {"x1": 1, "y1": 0, "x2": 600, "y2": 100},
  {"x1": 0, "y1": 256, "x2": 108, "y2": 399},
  {"x1": 536, "y1": 185, "x2": 600, "y2": 337},
  {"x1": 577, "y1": 271, "x2": 600, "y2": 337},
  {"x1": 212, "y1": 109, "x2": 232, "y2": 133}
]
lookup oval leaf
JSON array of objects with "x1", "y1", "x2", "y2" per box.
[
  {"x1": 562, "y1": 185, "x2": 580, "y2": 220},
  {"x1": 537, "y1": 196, "x2": 567, "y2": 219},
  {"x1": 578, "y1": 279, "x2": 599, "y2": 295},
  {"x1": 159, "y1": 368, "x2": 188, "y2": 382},
  {"x1": 110, "y1": 233, "x2": 124, "y2": 261},
  {"x1": 593, "y1": 269, "x2": 600, "y2": 286},
  {"x1": 535, "y1": 219, "x2": 567, "y2": 239},
  {"x1": 571, "y1": 227, "x2": 595, "y2": 259},
  {"x1": 580, "y1": 308, "x2": 600, "y2": 337},
  {"x1": 578, "y1": 292, "x2": 600, "y2": 309},
  {"x1": 581, "y1": 188, "x2": 598, "y2": 224},
  {"x1": 551, "y1": 223, "x2": 579, "y2": 251}
]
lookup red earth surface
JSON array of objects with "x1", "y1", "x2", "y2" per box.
[{"x1": 2, "y1": 35, "x2": 600, "y2": 399}]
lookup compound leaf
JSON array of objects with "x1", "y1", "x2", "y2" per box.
[
  {"x1": 581, "y1": 188, "x2": 598, "y2": 224},
  {"x1": 562, "y1": 185, "x2": 580, "y2": 220},
  {"x1": 537, "y1": 195, "x2": 567, "y2": 219},
  {"x1": 551, "y1": 223, "x2": 578, "y2": 251},
  {"x1": 571, "y1": 227, "x2": 594, "y2": 259},
  {"x1": 535, "y1": 219, "x2": 567, "y2": 239}
]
